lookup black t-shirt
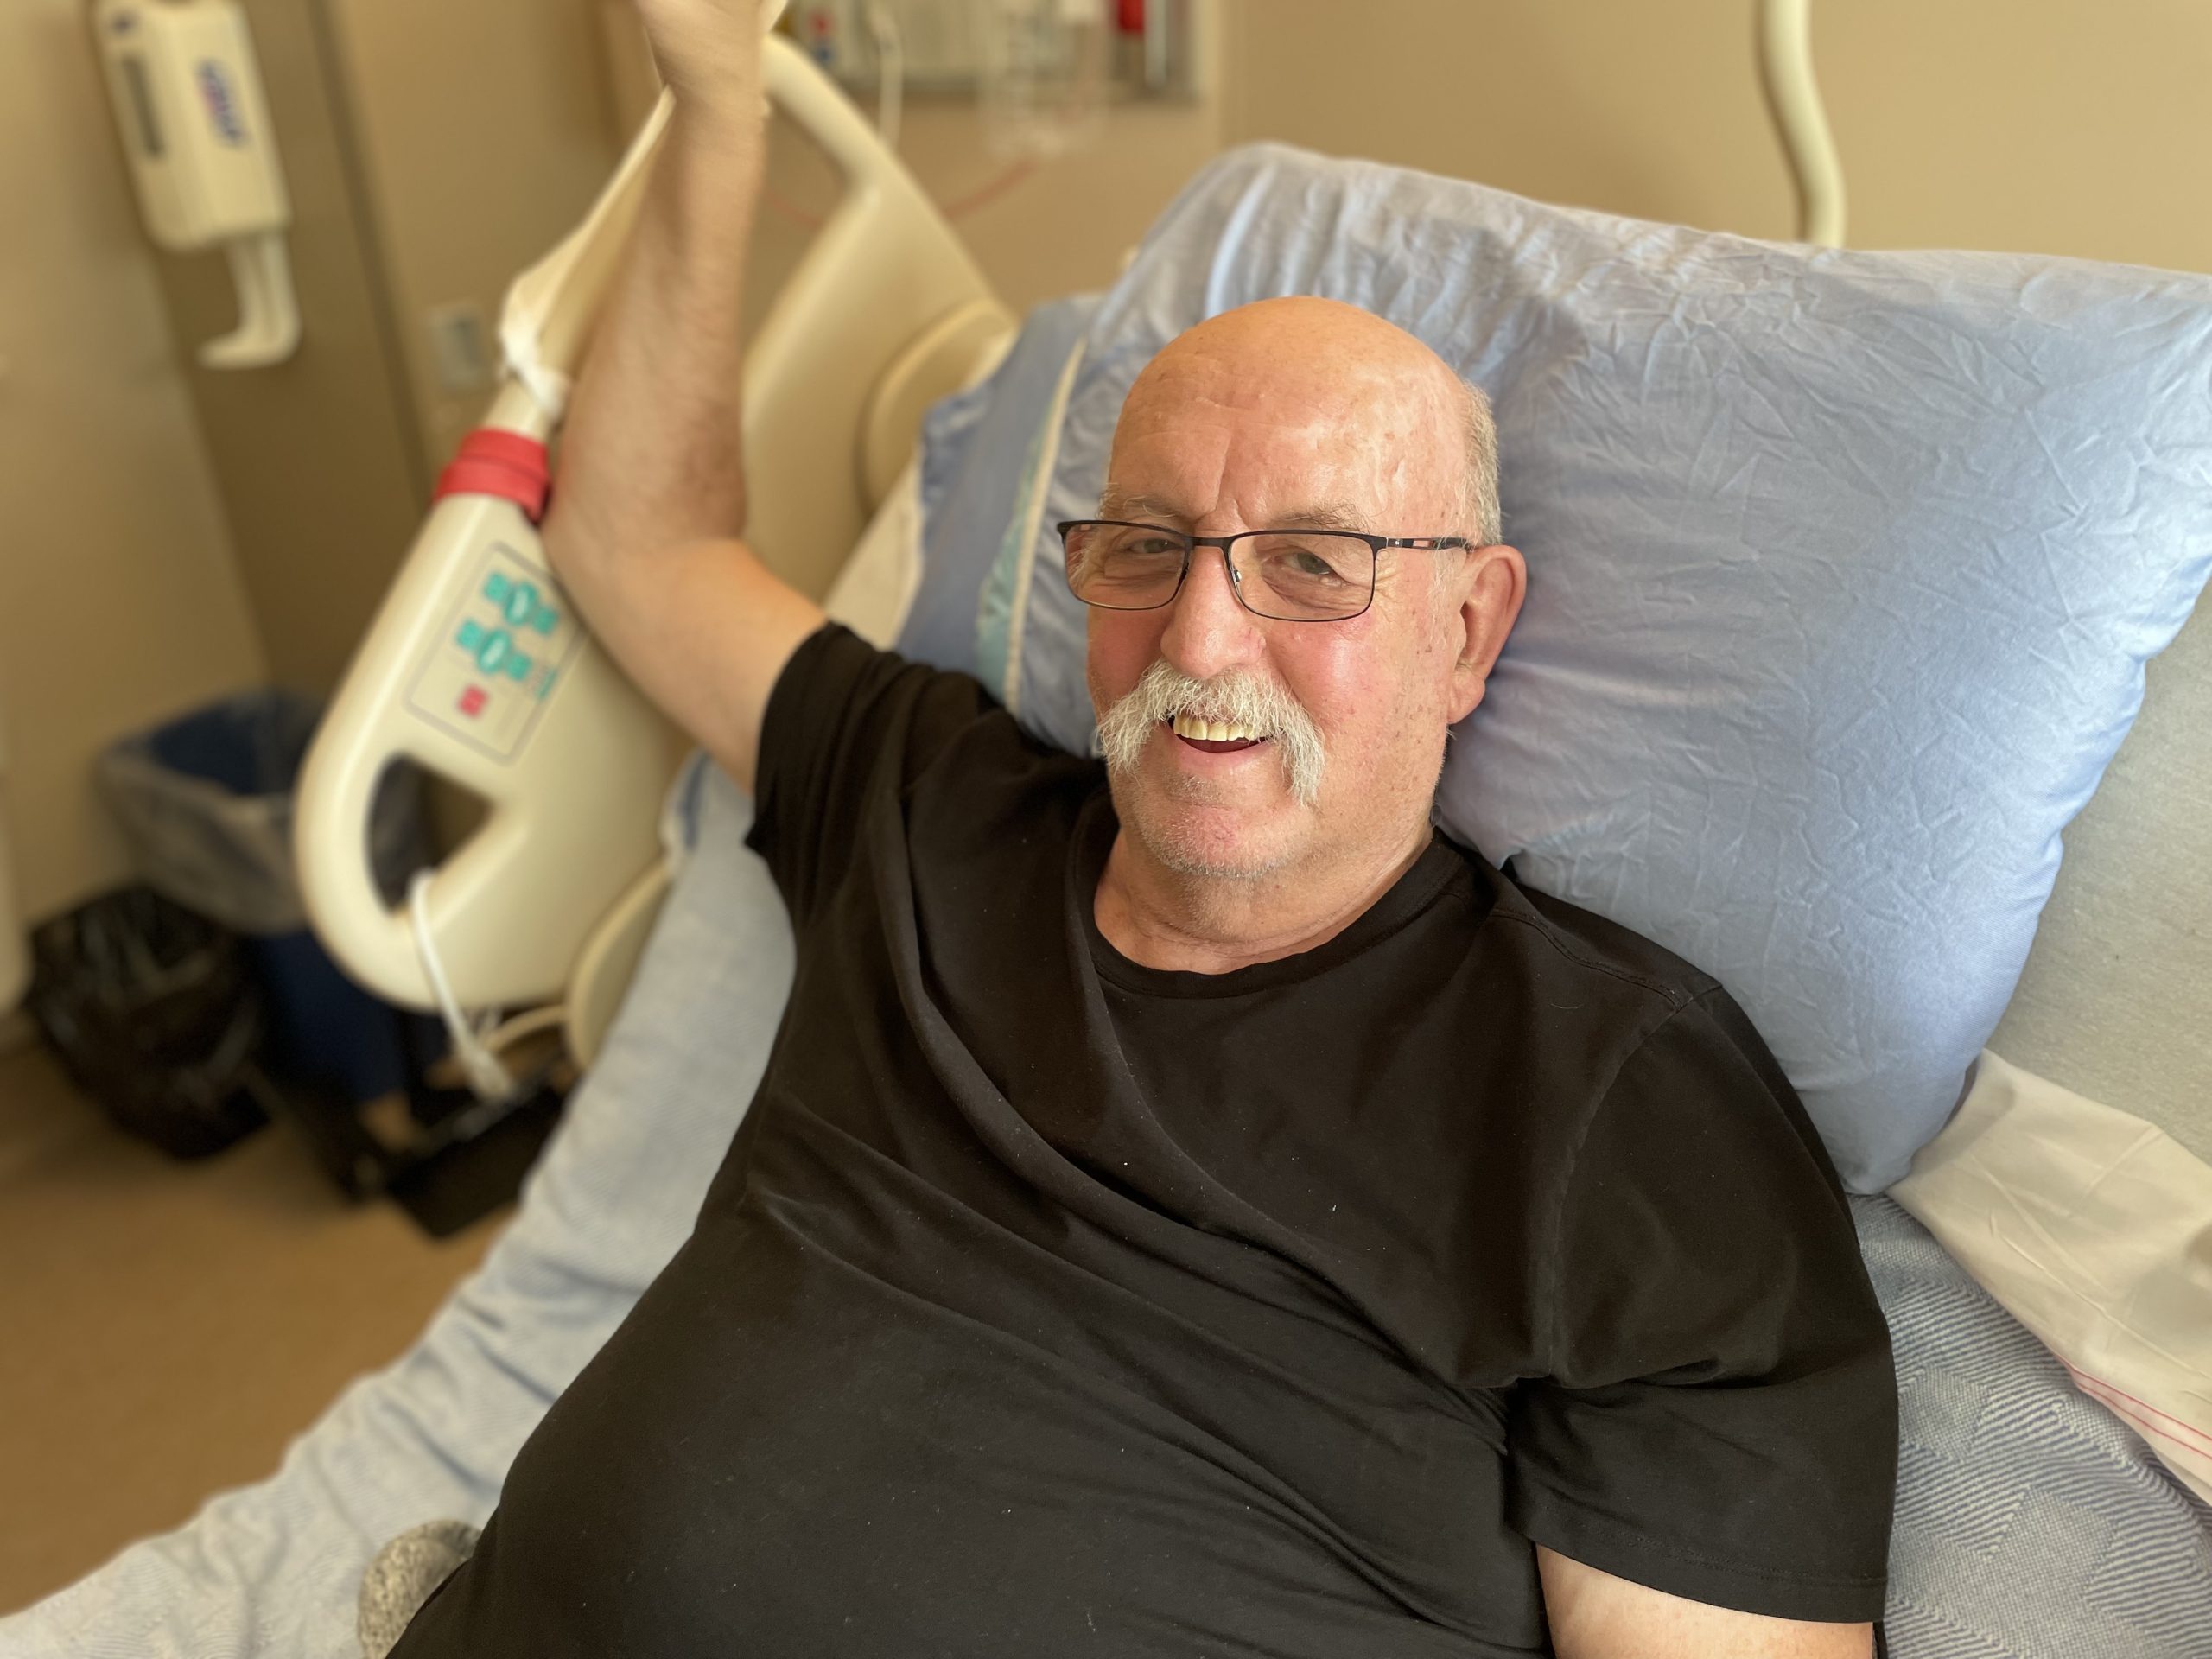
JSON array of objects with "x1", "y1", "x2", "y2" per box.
[{"x1": 391, "y1": 625, "x2": 1895, "y2": 1657}]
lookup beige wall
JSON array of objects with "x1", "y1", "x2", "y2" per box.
[
  {"x1": 0, "y1": 0, "x2": 620, "y2": 933},
  {"x1": 149, "y1": 0, "x2": 434, "y2": 697},
  {"x1": 1220, "y1": 0, "x2": 2212, "y2": 275},
  {"x1": 741, "y1": 92, "x2": 1224, "y2": 332},
  {"x1": 1821, "y1": 0, "x2": 2212, "y2": 272},
  {"x1": 327, "y1": 0, "x2": 621, "y2": 472},
  {"x1": 893, "y1": 95, "x2": 1224, "y2": 311},
  {"x1": 140, "y1": 0, "x2": 621, "y2": 700},
  {"x1": 0, "y1": 1, "x2": 267, "y2": 926}
]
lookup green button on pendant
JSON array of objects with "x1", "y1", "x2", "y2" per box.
[{"x1": 477, "y1": 630, "x2": 511, "y2": 673}]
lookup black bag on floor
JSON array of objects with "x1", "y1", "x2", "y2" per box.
[{"x1": 25, "y1": 886, "x2": 267, "y2": 1159}]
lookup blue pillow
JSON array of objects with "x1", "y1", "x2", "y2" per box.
[
  {"x1": 909, "y1": 143, "x2": 2212, "y2": 1192},
  {"x1": 901, "y1": 294, "x2": 1100, "y2": 677}
]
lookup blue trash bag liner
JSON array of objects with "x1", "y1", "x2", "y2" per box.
[
  {"x1": 95, "y1": 689, "x2": 423, "y2": 937},
  {"x1": 96, "y1": 690, "x2": 431, "y2": 1105}
]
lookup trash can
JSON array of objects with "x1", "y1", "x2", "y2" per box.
[
  {"x1": 25, "y1": 886, "x2": 267, "y2": 1158},
  {"x1": 96, "y1": 689, "x2": 426, "y2": 1106}
]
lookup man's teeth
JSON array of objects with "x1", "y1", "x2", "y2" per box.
[{"x1": 1170, "y1": 712, "x2": 1262, "y2": 742}]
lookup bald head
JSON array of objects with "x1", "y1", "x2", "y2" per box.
[{"x1": 1106, "y1": 297, "x2": 1500, "y2": 550}]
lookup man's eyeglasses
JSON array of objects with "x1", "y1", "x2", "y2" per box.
[{"x1": 1058, "y1": 520, "x2": 1470, "y2": 623}]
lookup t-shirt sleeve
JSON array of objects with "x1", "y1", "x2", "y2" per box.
[
  {"x1": 1506, "y1": 986, "x2": 1897, "y2": 1624},
  {"x1": 744, "y1": 622, "x2": 998, "y2": 927}
]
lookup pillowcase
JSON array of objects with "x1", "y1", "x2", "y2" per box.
[
  {"x1": 900, "y1": 295, "x2": 1099, "y2": 677},
  {"x1": 909, "y1": 143, "x2": 2212, "y2": 1192}
]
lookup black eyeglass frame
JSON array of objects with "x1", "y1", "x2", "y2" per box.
[{"x1": 1056, "y1": 519, "x2": 1472, "y2": 623}]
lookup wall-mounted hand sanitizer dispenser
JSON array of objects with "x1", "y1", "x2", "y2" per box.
[{"x1": 94, "y1": 0, "x2": 301, "y2": 370}]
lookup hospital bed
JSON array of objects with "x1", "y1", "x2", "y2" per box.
[{"x1": 10, "y1": 19, "x2": 2212, "y2": 1659}]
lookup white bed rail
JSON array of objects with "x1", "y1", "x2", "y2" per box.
[
  {"x1": 1758, "y1": 0, "x2": 1847, "y2": 246},
  {"x1": 296, "y1": 34, "x2": 1007, "y2": 1014}
]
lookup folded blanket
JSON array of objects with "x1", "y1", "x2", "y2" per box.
[{"x1": 1894, "y1": 1051, "x2": 2212, "y2": 1504}]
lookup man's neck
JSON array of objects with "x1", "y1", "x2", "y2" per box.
[{"x1": 1093, "y1": 821, "x2": 1434, "y2": 976}]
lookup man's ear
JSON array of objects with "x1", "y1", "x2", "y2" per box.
[{"x1": 1446, "y1": 544, "x2": 1528, "y2": 724}]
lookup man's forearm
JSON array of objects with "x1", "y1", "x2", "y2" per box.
[
  {"x1": 530, "y1": 21, "x2": 824, "y2": 795},
  {"x1": 546, "y1": 97, "x2": 768, "y2": 580}
]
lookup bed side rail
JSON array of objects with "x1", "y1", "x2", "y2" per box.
[{"x1": 296, "y1": 34, "x2": 1006, "y2": 1012}]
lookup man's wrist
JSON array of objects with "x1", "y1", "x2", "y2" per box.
[{"x1": 667, "y1": 80, "x2": 768, "y2": 154}]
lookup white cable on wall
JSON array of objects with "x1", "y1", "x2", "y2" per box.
[{"x1": 1758, "y1": 0, "x2": 1847, "y2": 246}]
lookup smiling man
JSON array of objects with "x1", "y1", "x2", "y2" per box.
[
  {"x1": 1079, "y1": 298, "x2": 1516, "y2": 971},
  {"x1": 382, "y1": 5, "x2": 1896, "y2": 1657}
]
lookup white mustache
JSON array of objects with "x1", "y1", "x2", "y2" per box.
[{"x1": 1096, "y1": 660, "x2": 1326, "y2": 806}]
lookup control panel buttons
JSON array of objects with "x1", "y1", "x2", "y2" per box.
[
  {"x1": 410, "y1": 543, "x2": 582, "y2": 761},
  {"x1": 484, "y1": 571, "x2": 562, "y2": 635}
]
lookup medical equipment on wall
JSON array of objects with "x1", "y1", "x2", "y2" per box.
[
  {"x1": 295, "y1": 18, "x2": 1014, "y2": 1065},
  {"x1": 789, "y1": 0, "x2": 1185, "y2": 161},
  {"x1": 92, "y1": 0, "x2": 300, "y2": 370},
  {"x1": 976, "y1": 0, "x2": 1112, "y2": 160}
]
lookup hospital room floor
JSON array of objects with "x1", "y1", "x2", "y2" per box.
[{"x1": 0, "y1": 1039, "x2": 499, "y2": 1615}]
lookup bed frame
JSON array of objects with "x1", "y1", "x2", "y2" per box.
[{"x1": 295, "y1": 35, "x2": 1013, "y2": 1064}]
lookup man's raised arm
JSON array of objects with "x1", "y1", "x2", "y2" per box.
[{"x1": 541, "y1": 0, "x2": 824, "y2": 794}]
